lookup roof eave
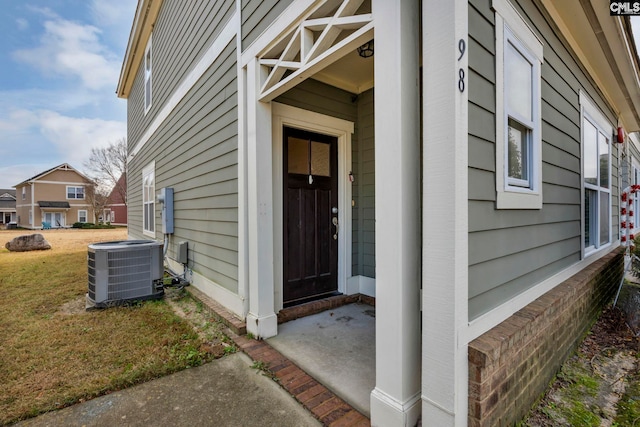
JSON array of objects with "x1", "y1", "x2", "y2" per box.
[{"x1": 116, "y1": 0, "x2": 163, "y2": 99}]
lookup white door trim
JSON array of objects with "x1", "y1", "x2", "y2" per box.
[{"x1": 272, "y1": 102, "x2": 354, "y2": 311}]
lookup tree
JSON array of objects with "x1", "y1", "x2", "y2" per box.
[
  {"x1": 84, "y1": 138, "x2": 127, "y2": 207},
  {"x1": 85, "y1": 184, "x2": 109, "y2": 224}
]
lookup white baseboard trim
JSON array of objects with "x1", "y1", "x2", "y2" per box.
[
  {"x1": 165, "y1": 257, "x2": 245, "y2": 319},
  {"x1": 370, "y1": 388, "x2": 421, "y2": 427},
  {"x1": 346, "y1": 275, "x2": 376, "y2": 297}
]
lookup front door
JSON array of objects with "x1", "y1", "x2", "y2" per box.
[{"x1": 283, "y1": 126, "x2": 339, "y2": 305}]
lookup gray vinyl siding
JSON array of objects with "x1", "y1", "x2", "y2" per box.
[
  {"x1": 467, "y1": 0, "x2": 620, "y2": 319},
  {"x1": 128, "y1": 0, "x2": 235, "y2": 152},
  {"x1": 241, "y1": 0, "x2": 294, "y2": 51},
  {"x1": 128, "y1": 38, "x2": 239, "y2": 294},
  {"x1": 356, "y1": 89, "x2": 375, "y2": 278},
  {"x1": 274, "y1": 80, "x2": 376, "y2": 278}
]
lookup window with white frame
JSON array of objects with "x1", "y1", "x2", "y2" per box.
[
  {"x1": 78, "y1": 210, "x2": 88, "y2": 223},
  {"x1": 494, "y1": 0, "x2": 544, "y2": 209},
  {"x1": 67, "y1": 186, "x2": 84, "y2": 199},
  {"x1": 581, "y1": 93, "x2": 612, "y2": 255},
  {"x1": 143, "y1": 162, "x2": 155, "y2": 235},
  {"x1": 29, "y1": 210, "x2": 32, "y2": 225},
  {"x1": 144, "y1": 34, "x2": 152, "y2": 114},
  {"x1": 22, "y1": 187, "x2": 25, "y2": 200}
]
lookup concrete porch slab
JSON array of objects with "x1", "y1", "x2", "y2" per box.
[{"x1": 267, "y1": 303, "x2": 376, "y2": 417}]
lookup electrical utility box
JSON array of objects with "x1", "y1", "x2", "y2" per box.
[
  {"x1": 177, "y1": 241, "x2": 188, "y2": 264},
  {"x1": 158, "y1": 187, "x2": 174, "y2": 234}
]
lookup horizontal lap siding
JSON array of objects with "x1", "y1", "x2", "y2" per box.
[
  {"x1": 357, "y1": 89, "x2": 375, "y2": 278},
  {"x1": 467, "y1": 0, "x2": 619, "y2": 319},
  {"x1": 241, "y1": 0, "x2": 294, "y2": 51},
  {"x1": 128, "y1": 0, "x2": 235, "y2": 151},
  {"x1": 127, "y1": 0, "x2": 239, "y2": 294}
]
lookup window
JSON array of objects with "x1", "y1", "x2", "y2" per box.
[
  {"x1": 67, "y1": 186, "x2": 84, "y2": 199},
  {"x1": 143, "y1": 162, "x2": 155, "y2": 235},
  {"x1": 78, "y1": 210, "x2": 88, "y2": 223},
  {"x1": 581, "y1": 92, "x2": 612, "y2": 256},
  {"x1": 144, "y1": 34, "x2": 152, "y2": 114},
  {"x1": 494, "y1": 0, "x2": 543, "y2": 209},
  {"x1": 22, "y1": 187, "x2": 25, "y2": 200},
  {"x1": 29, "y1": 210, "x2": 32, "y2": 225}
]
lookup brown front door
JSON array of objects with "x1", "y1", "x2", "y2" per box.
[{"x1": 283, "y1": 126, "x2": 339, "y2": 305}]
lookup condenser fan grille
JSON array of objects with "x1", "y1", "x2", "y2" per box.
[{"x1": 87, "y1": 240, "x2": 164, "y2": 308}]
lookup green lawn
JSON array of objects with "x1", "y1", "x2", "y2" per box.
[{"x1": 0, "y1": 229, "x2": 213, "y2": 425}]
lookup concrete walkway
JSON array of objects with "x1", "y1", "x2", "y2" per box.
[
  {"x1": 267, "y1": 303, "x2": 375, "y2": 417},
  {"x1": 16, "y1": 353, "x2": 320, "y2": 427}
]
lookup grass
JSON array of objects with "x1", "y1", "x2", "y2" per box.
[
  {"x1": 0, "y1": 229, "x2": 214, "y2": 425},
  {"x1": 613, "y1": 369, "x2": 640, "y2": 426}
]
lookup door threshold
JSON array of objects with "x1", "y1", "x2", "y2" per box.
[{"x1": 277, "y1": 293, "x2": 375, "y2": 324}]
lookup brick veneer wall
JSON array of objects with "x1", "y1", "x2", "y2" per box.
[{"x1": 468, "y1": 250, "x2": 623, "y2": 427}]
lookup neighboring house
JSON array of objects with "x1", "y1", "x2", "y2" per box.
[
  {"x1": 117, "y1": 1, "x2": 640, "y2": 425},
  {"x1": 0, "y1": 189, "x2": 17, "y2": 225},
  {"x1": 14, "y1": 164, "x2": 94, "y2": 229},
  {"x1": 104, "y1": 173, "x2": 127, "y2": 226}
]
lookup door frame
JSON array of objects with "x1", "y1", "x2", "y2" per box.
[{"x1": 272, "y1": 102, "x2": 354, "y2": 311}]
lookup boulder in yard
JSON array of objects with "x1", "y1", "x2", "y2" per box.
[{"x1": 5, "y1": 234, "x2": 52, "y2": 252}]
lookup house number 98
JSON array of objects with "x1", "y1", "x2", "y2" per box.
[{"x1": 458, "y1": 39, "x2": 466, "y2": 93}]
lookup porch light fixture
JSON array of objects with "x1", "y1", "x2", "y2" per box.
[{"x1": 357, "y1": 40, "x2": 374, "y2": 58}]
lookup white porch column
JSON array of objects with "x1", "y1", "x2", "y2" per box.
[
  {"x1": 245, "y1": 58, "x2": 278, "y2": 338},
  {"x1": 370, "y1": 0, "x2": 421, "y2": 426},
  {"x1": 422, "y1": 0, "x2": 468, "y2": 425}
]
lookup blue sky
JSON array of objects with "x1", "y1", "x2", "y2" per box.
[{"x1": 0, "y1": 0, "x2": 137, "y2": 189}]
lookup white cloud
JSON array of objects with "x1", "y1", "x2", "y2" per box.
[
  {"x1": 16, "y1": 18, "x2": 29, "y2": 31},
  {"x1": 0, "y1": 163, "x2": 54, "y2": 188},
  {"x1": 12, "y1": 16, "x2": 120, "y2": 90},
  {"x1": 37, "y1": 111, "x2": 126, "y2": 164}
]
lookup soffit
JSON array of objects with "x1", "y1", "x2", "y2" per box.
[{"x1": 542, "y1": 0, "x2": 640, "y2": 131}]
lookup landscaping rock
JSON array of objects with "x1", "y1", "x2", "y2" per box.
[{"x1": 5, "y1": 234, "x2": 52, "y2": 252}]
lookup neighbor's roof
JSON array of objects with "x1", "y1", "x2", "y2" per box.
[
  {"x1": 38, "y1": 201, "x2": 71, "y2": 209},
  {"x1": 0, "y1": 189, "x2": 16, "y2": 200},
  {"x1": 14, "y1": 163, "x2": 93, "y2": 187}
]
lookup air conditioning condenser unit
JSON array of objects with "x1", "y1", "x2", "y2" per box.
[{"x1": 87, "y1": 240, "x2": 164, "y2": 308}]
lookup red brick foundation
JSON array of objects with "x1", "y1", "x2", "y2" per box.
[{"x1": 467, "y1": 250, "x2": 623, "y2": 427}]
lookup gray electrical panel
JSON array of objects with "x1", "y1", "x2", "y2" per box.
[
  {"x1": 177, "y1": 241, "x2": 188, "y2": 264},
  {"x1": 159, "y1": 187, "x2": 174, "y2": 234}
]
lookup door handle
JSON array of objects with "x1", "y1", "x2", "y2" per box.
[{"x1": 332, "y1": 217, "x2": 339, "y2": 240}]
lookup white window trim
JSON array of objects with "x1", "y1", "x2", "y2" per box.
[
  {"x1": 142, "y1": 161, "x2": 155, "y2": 237},
  {"x1": 580, "y1": 91, "x2": 613, "y2": 258},
  {"x1": 66, "y1": 185, "x2": 85, "y2": 200},
  {"x1": 22, "y1": 187, "x2": 25, "y2": 200},
  {"x1": 144, "y1": 33, "x2": 153, "y2": 115},
  {"x1": 494, "y1": 0, "x2": 544, "y2": 209},
  {"x1": 78, "y1": 210, "x2": 88, "y2": 223}
]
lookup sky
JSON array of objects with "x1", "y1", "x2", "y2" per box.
[{"x1": 0, "y1": 0, "x2": 137, "y2": 189}]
